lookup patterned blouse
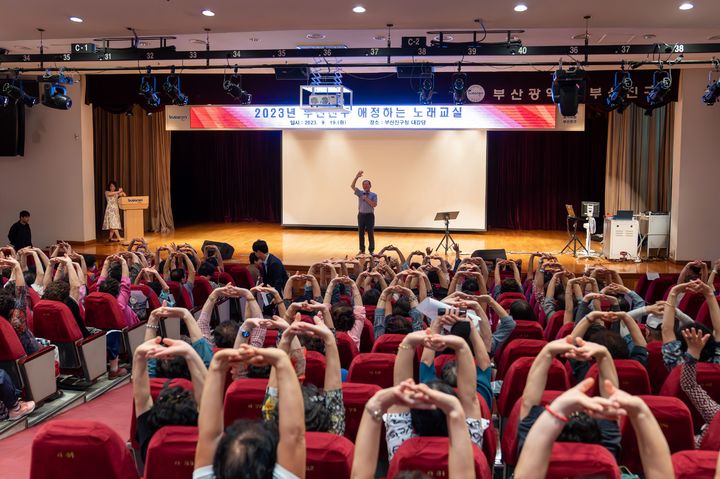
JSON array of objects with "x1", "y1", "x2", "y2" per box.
[
  {"x1": 383, "y1": 412, "x2": 490, "y2": 460},
  {"x1": 262, "y1": 386, "x2": 345, "y2": 436},
  {"x1": 680, "y1": 355, "x2": 720, "y2": 447}
]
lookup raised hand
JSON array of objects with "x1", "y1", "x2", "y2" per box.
[{"x1": 682, "y1": 327, "x2": 710, "y2": 360}]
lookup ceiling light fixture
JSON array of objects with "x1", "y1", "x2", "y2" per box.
[
  {"x1": 678, "y1": 2, "x2": 694, "y2": 10},
  {"x1": 139, "y1": 67, "x2": 161, "y2": 109},
  {"x1": 646, "y1": 69, "x2": 672, "y2": 114},
  {"x1": 163, "y1": 67, "x2": 189, "y2": 106},
  {"x1": 514, "y1": 4, "x2": 528, "y2": 12},
  {"x1": 352, "y1": 5, "x2": 366, "y2": 13},
  {"x1": 551, "y1": 62, "x2": 586, "y2": 117},
  {"x1": 69, "y1": 16, "x2": 83, "y2": 23},
  {"x1": 607, "y1": 70, "x2": 633, "y2": 113},
  {"x1": 201, "y1": 9, "x2": 215, "y2": 17},
  {"x1": 373, "y1": 35, "x2": 386, "y2": 41},
  {"x1": 701, "y1": 60, "x2": 720, "y2": 106},
  {"x1": 306, "y1": 33, "x2": 326, "y2": 40}
]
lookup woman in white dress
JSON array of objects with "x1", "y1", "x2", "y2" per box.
[{"x1": 103, "y1": 180, "x2": 126, "y2": 242}]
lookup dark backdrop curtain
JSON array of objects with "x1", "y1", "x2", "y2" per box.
[
  {"x1": 170, "y1": 131, "x2": 281, "y2": 224},
  {"x1": 487, "y1": 111, "x2": 608, "y2": 230}
]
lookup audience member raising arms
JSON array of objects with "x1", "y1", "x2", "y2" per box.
[
  {"x1": 194, "y1": 346, "x2": 306, "y2": 479},
  {"x1": 680, "y1": 327, "x2": 720, "y2": 446}
]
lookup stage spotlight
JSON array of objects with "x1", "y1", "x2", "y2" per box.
[
  {"x1": 551, "y1": 64, "x2": 586, "y2": 117},
  {"x1": 418, "y1": 76, "x2": 435, "y2": 105},
  {"x1": 163, "y1": 68, "x2": 189, "y2": 106},
  {"x1": 41, "y1": 69, "x2": 73, "y2": 85},
  {"x1": 42, "y1": 83, "x2": 72, "y2": 110},
  {"x1": 606, "y1": 71, "x2": 633, "y2": 113},
  {"x1": 0, "y1": 95, "x2": 9, "y2": 108},
  {"x1": 702, "y1": 78, "x2": 720, "y2": 106},
  {"x1": 645, "y1": 70, "x2": 672, "y2": 115},
  {"x1": 223, "y1": 68, "x2": 252, "y2": 104},
  {"x1": 450, "y1": 71, "x2": 467, "y2": 105},
  {"x1": 2, "y1": 82, "x2": 38, "y2": 107},
  {"x1": 139, "y1": 69, "x2": 161, "y2": 108},
  {"x1": 701, "y1": 63, "x2": 720, "y2": 106}
]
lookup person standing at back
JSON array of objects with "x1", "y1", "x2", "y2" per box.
[
  {"x1": 251, "y1": 239, "x2": 289, "y2": 296},
  {"x1": 350, "y1": 170, "x2": 378, "y2": 254},
  {"x1": 8, "y1": 210, "x2": 32, "y2": 250}
]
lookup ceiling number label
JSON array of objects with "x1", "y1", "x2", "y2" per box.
[
  {"x1": 674, "y1": 44, "x2": 684, "y2": 53},
  {"x1": 23, "y1": 54, "x2": 31, "y2": 61},
  {"x1": 467, "y1": 47, "x2": 477, "y2": 55},
  {"x1": 188, "y1": 51, "x2": 197, "y2": 59},
  {"x1": 62, "y1": 53, "x2": 71, "y2": 61},
  {"x1": 322, "y1": 48, "x2": 332, "y2": 56},
  {"x1": 569, "y1": 46, "x2": 579, "y2": 54},
  {"x1": 146, "y1": 52, "x2": 154, "y2": 60},
  {"x1": 517, "y1": 46, "x2": 528, "y2": 54},
  {"x1": 369, "y1": 48, "x2": 379, "y2": 55},
  {"x1": 620, "y1": 45, "x2": 631, "y2": 53},
  {"x1": 231, "y1": 50, "x2": 241, "y2": 58},
  {"x1": 417, "y1": 47, "x2": 427, "y2": 55},
  {"x1": 277, "y1": 49, "x2": 286, "y2": 57}
]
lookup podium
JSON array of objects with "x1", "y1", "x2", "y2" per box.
[{"x1": 118, "y1": 196, "x2": 149, "y2": 242}]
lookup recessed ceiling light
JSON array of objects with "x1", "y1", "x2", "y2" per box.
[
  {"x1": 678, "y1": 2, "x2": 694, "y2": 10},
  {"x1": 249, "y1": 37, "x2": 260, "y2": 42},
  {"x1": 353, "y1": 5, "x2": 366, "y2": 13},
  {"x1": 514, "y1": 4, "x2": 528, "y2": 12},
  {"x1": 201, "y1": 9, "x2": 215, "y2": 16},
  {"x1": 138, "y1": 41, "x2": 149, "y2": 47},
  {"x1": 69, "y1": 16, "x2": 83, "y2": 23},
  {"x1": 642, "y1": 33, "x2": 657, "y2": 40},
  {"x1": 306, "y1": 33, "x2": 326, "y2": 40},
  {"x1": 433, "y1": 35, "x2": 454, "y2": 42},
  {"x1": 708, "y1": 34, "x2": 720, "y2": 41},
  {"x1": 373, "y1": 35, "x2": 386, "y2": 41},
  {"x1": 189, "y1": 39, "x2": 207, "y2": 45}
]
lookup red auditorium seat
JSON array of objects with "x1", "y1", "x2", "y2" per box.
[
  {"x1": 84, "y1": 291, "x2": 146, "y2": 361},
  {"x1": 359, "y1": 319, "x2": 375, "y2": 353},
  {"x1": 336, "y1": 331, "x2": 359, "y2": 369},
  {"x1": 501, "y1": 390, "x2": 562, "y2": 466},
  {"x1": 304, "y1": 350, "x2": 326, "y2": 388},
  {"x1": 433, "y1": 354, "x2": 456, "y2": 377},
  {"x1": 347, "y1": 353, "x2": 396, "y2": 389},
  {"x1": 677, "y1": 291, "x2": 708, "y2": 319},
  {"x1": 225, "y1": 264, "x2": 254, "y2": 289},
  {"x1": 543, "y1": 311, "x2": 565, "y2": 341},
  {"x1": 495, "y1": 339, "x2": 547, "y2": 381},
  {"x1": 700, "y1": 413, "x2": 720, "y2": 450},
  {"x1": 341, "y1": 382, "x2": 381, "y2": 441},
  {"x1": 131, "y1": 284, "x2": 162, "y2": 311},
  {"x1": 305, "y1": 431, "x2": 354, "y2": 479},
  {"x1": 26, "y1": 286, "x2": 41, "y2": 309},
  {"x1": 0, "y1": 316, "x2": 57, "y2": 403},
  {"x1": 167, "y1": 280, "x2": 194, "y2": 309},
  {"x1": 364, "y1": 305, "x2": 377, "y2": 321},
  {"x1": 646, "y1": 341, "x2": 668, "y2": 394},
  {"x1": 192, "y1": 275, "x2": 214, "y2": 308},
  {"x1": 546, "y1": 443, "x2": 620, "y2": 479},
  {"x1": 554, "y1": 322, "x2": 575, "y2": 340},
  {"x1": 371, "y1": 333, "x2": 406, "y2": 354},
  {"x1": 498, "y1": 356, "x2": 569, "y2": 418},
  {"x1": 129, "y1": 377, "x2": 193, "y2": 449},
  {"x1": 223, "y1": 378, "x2": 269, "y2": 425},
  {"x1": 32, "y1": 300, "x2": 107, "y2": 383},
  {"x1": 497, "y1": 292, "x2": 526, "y2": 302},
  {"x1": 696, "y1": 296, "x2": 720, "y2": 329},
  {"x1": 620, "y1": 395, "x2": 695, "y2": 474},
  {"x1": 585, "y1": 360, "x2": 651, "y2": 396},
  {"x1": 263, "y1": 329, "x2": 278, "y2": 348},
  {"x1": 660, "y1": 362, "x2": 720, "y2": 430},
  {"x1": 30, "y1": 419, "x2": 139, "y2": 479},
  {"x1": 672, "y1": 450, "x2": 718, "y2": 479},
  {"x1": 495, "y1": 320, "x2": 545, "y2": 358},
  {"x1": 634, "y1": 274, "x2": 652, "y2": 298},
  {"x1": 643, "y1": 275, "x2": 678, "y2": 304},
  {"x1": 477, "y1": 393, "x2": 497, "y2": 468},
  {"x1": 211, "y1": 271, "x2": 234, "y2": 286},
  {"x1": 386, "y1": 437, "x2": 491, "y2": 479},
  {"x1": 144, "y1": 426, "x2": 198, "y2": 479}
]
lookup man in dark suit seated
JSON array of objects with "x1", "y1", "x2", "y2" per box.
[{"x1": 251, "y1": 239, "x2": 289, "y2": 297}]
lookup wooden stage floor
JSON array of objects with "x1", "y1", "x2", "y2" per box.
[{"x1": 76, "y1": 222, "x2": 681, "y2": 276}]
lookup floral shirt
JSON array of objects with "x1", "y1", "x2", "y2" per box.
[
  {"x1": 262, "y1": 386, "x2": 345, "y2": 436},
  {"x1": 384, "y1": 411, "x2": 489, "y2": 460},
  {"x1": 662, "y1": 340, "x2": 720, "y2": 370}
]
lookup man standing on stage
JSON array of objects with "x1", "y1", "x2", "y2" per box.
[
  {"x1": 350, "y1": 170, "x2": 378, "y2": 254},
  {"x1": 8, "y1": 210, "x2": 32, "y2": 250}
]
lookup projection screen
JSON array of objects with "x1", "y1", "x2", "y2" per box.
[{"x1": 282, "y1": 130, "x2": 487, "y2": 230}]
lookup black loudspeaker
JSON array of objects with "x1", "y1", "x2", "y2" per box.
[
  {"x1": 470, "y1": 249, "x2": 507, "y2": 269},
  {"x1": 201, "y1": 240, "x2": 235, "y2": 260}
]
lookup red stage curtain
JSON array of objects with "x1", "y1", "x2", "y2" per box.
[
  {"x1": 486, "y1": 111, "x2": 608, "y2": 230},
  {"x1": 170, "y1": 130, "x2": 282, "y2": 224}
]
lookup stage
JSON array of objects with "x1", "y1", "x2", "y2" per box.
[{"x1": 74, "y1": 222, "x2": 682, "y2": 278}]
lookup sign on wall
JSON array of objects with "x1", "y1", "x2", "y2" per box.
[{"x1": 165, "y1": 104, "x2": 585, "y2": 131}]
